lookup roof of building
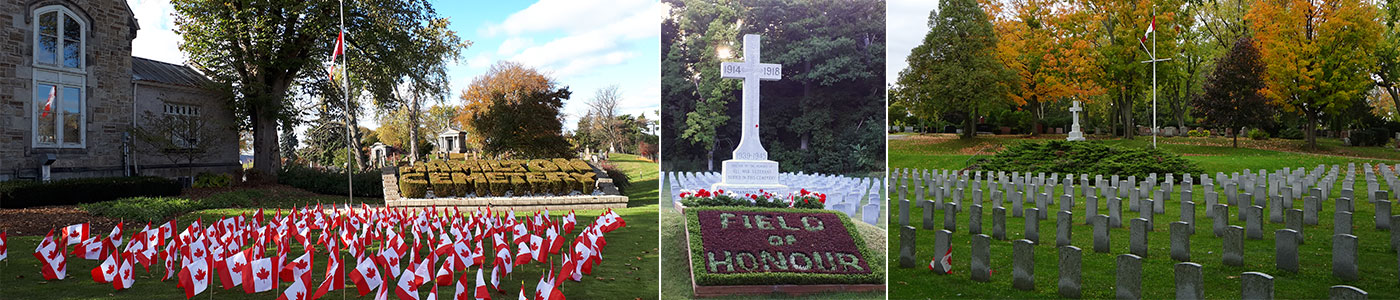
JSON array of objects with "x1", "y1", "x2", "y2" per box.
[{"x1": 132, "y1": 57, "x2": 210, "y2": 88}]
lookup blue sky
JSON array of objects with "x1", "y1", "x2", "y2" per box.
[{"x1": 128, "y1": 0, "x2": 662, "y2": 132}]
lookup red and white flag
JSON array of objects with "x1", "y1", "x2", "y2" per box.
[
  {"x1": 473, "y1": 266, "x2": 491, "y2": 300},
  {"x1": 453, "y1": 264, "x2": 472, "y2": 300},
  {"x1": 0, "y1": 231, "x2": 8, "y2": 261},
  {"x1": 561, "y1": 211, "x2": 576, "y2": 235},
  {"x1": 178, "y1": 239, "x2": 211, "y2": 298},
  {"x1": 112, "y1": 252, "x2": 136, "y2": 290},
  {"x1": 394, "y1": 258, "x2": 430, "y2": 300},
  {"x1": 219, "y1": 248, "x2": 250, "y2": 290},
  {"x1": 34, "y1": 229, "x2": 68, "y2": 280},
  {"x1": 275, "y1": 266, "x2": 312, "y2": 300},
  {"x1": 41, "y1": 86, "x2": 55, "y2": 118},
  {"x1": 62, "y1": 223, "x2": 89, "y2": 247},
  {"x1": 350, "y1": 257, "x2": 384, "y2": 297},
  {"x1": 92, "y1": 250, "x2": 118, "y2": 283},
  {"x1": 929, "y1": 248, "x2": 952, "y2": 274},
  {"x1": 1145, "y1": 16, "x2": 1156, "y2": 36},
  {"x1": 243, "y1": 255, "x2": 278, "y2": 294},
  {"x1": 280, "y1": 248, "x2": 314, "y2": 282},
  {"x1": 312, "y1": 244, "x2": 345, "y2": 299}
]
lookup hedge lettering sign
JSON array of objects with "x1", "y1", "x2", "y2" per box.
[
  {"x1": 398, "y1": 158, "x2": 597, "y2": 198},
  {"x1": 689, "y1": 208, "x2": 876, "y2": 284}
]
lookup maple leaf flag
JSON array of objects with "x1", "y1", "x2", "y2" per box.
[
  {"x1": 561, "y1": 211, "x2": 576, "y2": 235},
  {"x1": 243, "y1": 256, "x2": 278, "y2": 294},
  {"x1": 113, "y1": 252, "x2": 136, "y2": 290},
  {"x1": 62, "y1": 223, "x2": 89, "y2": 247},
  {"x1": 0, "y1": 231, "x2": 8, "y2": 262},
  {"x1": 280, "y1": 248, "x2": 313, "y2": 282},
  {"x1": 219, "y1": 248, "x2": 249, "y2": 290},
  {"x1": 930, "y1": 248, "x2": 952, "y2": 274},
  {"x1": 394, "y1": 258, "x2": 430, "y2": 300},
  {"x1": 312, "y1": 244, "x2": 345, "y2": 299},
  {"x1": 178, "y1": 241, "x2": 211, "y2": 298},
  {"x1": 34, "y1": 229, "x2": 68, "y2": 280},
  {"x1": 1145, "y1": 16, "x2": 1155, "y2": 36},
  {"x1": 518, "y1": 281, "x2": 529, "y2": 300},
  {"x1": 275, "y1": 267, "x2": 312, "y2": 300},
  {"x1": 92, "y1": 250, "x2": 118, "y2": 283},
  {"x1": 474, "y1": 266, "x2": 491, "y2": 300},
  {"x1": 41, "y1": 85, "x2": 55, "y2": 118},
  {"x1": 453, "y1": 264, "x2": 473, "y2": 300},
  {"x1": 350, "y1": 257, "x2": 384, "y2": 297}
]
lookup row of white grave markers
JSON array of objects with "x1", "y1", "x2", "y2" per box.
[
  {"x1": 665, "y1": 171, "x2": 886, "y2": 225},
  {"x1": 24, "y1": 205, "x2": 624, "y2": 299},
  {"x1": 896, "y1": 164, "x2": 1397, "y2": 298}
]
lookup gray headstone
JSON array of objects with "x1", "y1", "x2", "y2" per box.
[
  {"x1": 1242, "y1": 272, "x2": 1274, "y2": 300},
  {"x1": 1155, "y1": 191, "x2": 1166, "y2": 214},
  {"x1": 1333, "y1": 234, "x2": 1358, "y2": 281},
  {"x1": 933, "y1": 229, "x2": 951, "y2": 274},
  {"x1": 1391, "y1": 215, "x2": 1400, "y2": 251},
  {"x1": 1276, "y1": 229, "x2": 1299, "y2": 273},
  {"x1": 1175, "y1": 262, "x2": 1204, "y2": 300},
  {"x1": 993, "y1": 206, "x2": 1007, "y2": 240},
  {"x1": 1247, "y1": 205, "x2": 1264, "y2": 240},
  {"x1": 1329, "y1": 285, "x2": 1368, "y2": 300},
  {"x1": 1058, "y1": 211, "x2": 1073, "y2": 247},
  {"x1": 1239, "y1": 193, "x2": 1252, "y2": 221},
  {"x1": 1084, "y1": 215, "x2": 1106, "y2": 254},
  {"x1": 970, "y1": 204, "x2": 983, "y2": 235},
  {"x1": 1026, "y1": 208, "x2": 1041, "y2": 244},
  {"x1": 1171, "y1": 221, "x2": 1191, "y2": 262},
  {"x1": 944, "y1": 202, "x2": 958, "y2": 232},
  {"x1": 1286, "y1": 209, "x2": 1304, "y2": 244},
  {"x1": 1214, "y1": 204, "x2": 1229, "y2": 237},
  {"x1": 1038, "y1": 192, "x2": 1049, "y2": 220},
  {"x1": 922, "y1": 200, "x2": 937, "y2": 230},
  {"x1": 899, "y1": 225, "x2": 917, "y2": 268},
  {"x1": 1116, "y1": 254, "x2": 1142, "y2": 300},
  {"x1": 1305, "y1": 196, "x2": 1320, "y2": 225},
  {"x1": 1013, "y1": 239, "x2": 1035, "y2": 290},
  {"x1": 1059, "y1": 246, "x2": 1082, "y2": 298},
  {"x1": 1130, "y1": 218, "x2": 1149, "y2": 257},
  {"x1": 1182, "y1": 201, "x2": 1196, "y2": 234},
  {"x1": 1338, "y1": 197, "x2": 1353, "y2": 213},
  {"x1": 1270, "y1": 195, "x2": 1284, "y2": 223},
  {"x1": 899, "y1": 199, "x2": 911, "y2": 226},
  {"x1": 1013, "y1": 191, "x2": 1024, "y2": 217},
  {"x1": 1336, "y1": 211, "x2": 1353, "y2": 236},
  {"x1": 1060, "y1": 194, "x2": 1073, "y2": 213},
  {"x1": 1224, "y1": 225, "x2": 1245, "y2": 266},
  {"x1": 1086, "y1": 195, "x2": 1098, "y2": 225},
  {"x1": 1377, "y1": 200, "x2": 1391, "y2": 230},
  {"x1": 1376, "y1": 190, "x2": 1389, "y2": 204},
  {"x1": 1110, "y1": 197, "x2": 1123, "y2": 227},
  {"x1": 971, "y1": 234, "x2": 991, "y2": 282}
]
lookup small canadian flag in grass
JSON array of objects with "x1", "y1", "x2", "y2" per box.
[{"x1": 929, "y1": 248, "x2": 952, "y2": 274}]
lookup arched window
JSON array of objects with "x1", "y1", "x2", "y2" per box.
[{"x1": 31, "y1": 5, "x2": 86, "y2": 148}]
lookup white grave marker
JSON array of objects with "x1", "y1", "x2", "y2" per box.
[
  {"x1": 1067, "y1": 100, "x2": 1086, "y2": 141},
  {"x1": 712, "y1": 34, "x2": 788, "y2": 195}
]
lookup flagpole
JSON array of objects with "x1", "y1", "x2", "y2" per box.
[
  {"x1": 341, "y1": 0, "x2": 355, "y2": 206},
  {"x1": 1151, "y1": 7, "x2": 1157, "y2": 149}
]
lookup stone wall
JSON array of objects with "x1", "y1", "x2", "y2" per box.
[{"x1": 131, "y1": 81, "x2": 241, "y2": 177}]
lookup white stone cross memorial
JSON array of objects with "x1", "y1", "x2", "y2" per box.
[
  {"x1": 712, "y1": 34, "x2": 788, "y2": 195},
  {"x1": 1067, "y1": 100, "x2": 1086, "y2": 141}
]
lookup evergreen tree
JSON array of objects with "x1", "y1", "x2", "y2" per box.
[
  {"x1": 898, "y1": 0, "x2": 1015, "y2": 139},
  {"x1": 1193, "y1": 36, "x2": 1273, "y2": 147}
]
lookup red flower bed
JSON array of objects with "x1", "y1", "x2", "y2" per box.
[{"x1": 694, "y1": 210, "x2": 871, "y2": 275}]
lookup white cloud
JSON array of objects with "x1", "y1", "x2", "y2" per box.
[
  {"x1": 887, "y1": 0, "x2": 941, "y2": 86},
  {"x1": 128, "y1": 0, "x2": 187, "y2": 65},
  {"x1": 496, "y1": 37, "x2": 534, "y2": 55},
  {"x1": 484, "y1": 0, "x2": 657, "y2": 36},
  {"x1": 504, "y1": 2, "x2": 662, "y2": 77}
]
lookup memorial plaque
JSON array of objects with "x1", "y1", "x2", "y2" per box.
[{"x1": 685, "y1": 208, "x2": 881, "y2": 288}]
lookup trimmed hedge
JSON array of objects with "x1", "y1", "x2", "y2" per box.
[
  {"x1": 684, "y1": 206, "x2": 883, "y2": 286},
  {"x1": 81, "y1": 193, "x2": 254, "y2": 222},
  {"x1": 277, "y1": 165, "x2": 384, "y2": 197},
  {"x1": 0, "y1": 176, "x2": 182, "y2": 208},
  {"x1": 397, "y1": 158, "x2": 600, "y2": 198},
  {"x1": 973, "y1": 140, "x2": 1202, "y2": 178}
]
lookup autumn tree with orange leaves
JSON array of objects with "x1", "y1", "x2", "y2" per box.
[
  {"x1": 990, "y1": 0, "x2": 1105, "y2": 135},
  {"x1": 1247, "y1": 0, "x2": 1381, "y2": 149},
  {"x1": 456, "y1": 61, "x2": 574, "y2": 158}
]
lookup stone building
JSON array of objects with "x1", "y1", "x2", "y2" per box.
[{"x1": 0, "y1": 0, "x2": 239, "y2": 181}]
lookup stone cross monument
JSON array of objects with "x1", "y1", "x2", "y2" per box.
[
  {"x1": 1067, "y1": 100, "x2": 1086, "y2": 141},
  {"x1": 712, "y1": 34, "x2": 788, "y2": 195}
]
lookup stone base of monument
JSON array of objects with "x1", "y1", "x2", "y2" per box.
[
  {"x1": 683, "y1": 207, "x2": 885, "y2": 297},
  {"x1": 711, "y1": 159, "x2": 789, "y2": 195},
  {"x1": 1067, "y1": 131, "x2": 1086, "y2": 141}
]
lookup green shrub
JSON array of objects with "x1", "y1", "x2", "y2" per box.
[
  {"x1": 81, "y1": 193, "x2": 252, "y2": 223},
  {"x1": 1279, "y1": 127, "x2": 1304, "y2": 140},
  {"x1": 399, "y1": 173, "x2": 429, "y2": 198},
  {"x1": 509, "y1": 176, "x2": 530, "y2": 195},
  {"x1": 599, "y1": 162, "x2": 632, "y2": 194},
  {"x1": 277, "y1": 165, "x2": 383, "y2": 197},
  {"x1": 973, "y1": 140, "x2": 1202, "y2": 178},
  {"x1": 0, "y1": 176, "x2": 182, "y2": 208},
  {"x1": 429, "y1": 172, "x2": 455, "y2": 198},
  {"x1": 1248, "y1": 128, "x2": 1270, "y2": 140},
  {"x1": 1186, "y1": 129, "x2": 1211, "y2": 137},
  {"x1": 679, "y1": 192, "x2": 826, "y2": 209},
  {"x1": 1350, "y1": 128, "x2": 1391, "y2": 147},
  {"x1": 451, "y1": 173, "x2": 473, "y2": 196},
  {"x1": 193, "y1": 172, "x2": 233, "y2": 188}
]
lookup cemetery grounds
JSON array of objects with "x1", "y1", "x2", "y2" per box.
[
  {"x1": 888, "y1": 134, "x2": 1400, "y2": 299},
  {"x1": 0, "y1": 153, "x2": 660, "y2": 299}
]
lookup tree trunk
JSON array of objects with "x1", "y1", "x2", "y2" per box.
[
  {"x1": 1119, "y1": 88, "x2": 1134, "y2": 140},
  {"x1": 1232, "y1": 132, "x2": 1238, "y2": 148},
  {"x1": 346, "y1": 98, "x2": 365, "y2": 171},
  {"x1": 962, "y1": 110, "x2": 976, "y2": 139},
  {"x1": 252, "y1": 108, "x2": 281, "y2": 182},
  {"x1": 408, "y1": 97, "x2": 421, "y2": 163},
  {"x1": 706, "y1": 146, "x2": 715, "y2": 172},
  {"x1": 1306, "y1": 112, "x2": 1318, "y2": 151}
]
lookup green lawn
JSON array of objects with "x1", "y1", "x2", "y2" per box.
[
  {"x1": 0, "y1": 153, "x2": 660, "y2": 299},
  {"x1": 888, "y1": 135, "x2": 1400, "y2": 299},
  {"x1": 658, "y1": 175, "x2": 887, "y2": 300}
]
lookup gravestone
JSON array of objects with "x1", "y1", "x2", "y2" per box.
[
  {"x1": 993, "y1": 207, "x2": 1007, "y2": 240},
  {"x1": 1330, "y1": 285, "x2": 1368, "y2": 300},
  {"x1": 1130, "y1": 218, "x2": 1149, "y2": 257},
  {"x1": 1038, "y1": 192, "x2": 1049, "y2": 220},
  {"x1": 899, "y1": 226, "x2": 917, "y2": 268},
  {"x1": 1013, "y1": 239, "x2": 1035, "y2": 290},
  {"x1": 1057, "y1": 211, "x2": 1073, "y2": 247},
  {"x1": 970, "y1": 204, "x2": 983, "y2": 235},
  {"x1": 1059, "y1": 246, "x2": 1082, "y2": 298},
  {"x1": 922, "y1": 200, "x2": 936, "y2": 230},
  {"x1": 711, "y1": 34, "x2": 788, "y2": 195},
  {"x1": 1239, "y1": 193, "x2": 1252, "y2": 221},
  {"x1": 1276, "y1": 229, "x2": 1299, "y2": 272},
  {"x1": 1094, "y1": 214, "x2": 1111, "y2": 253},
  {"x1": 1377, "y1": 200, "x2": 1391, "y2": 230},
  {"x1": 899, "y1": 199, "x2": 911, "y2": 227},
  {"x1": 1171, "y1": 221, "x2": 1191, "y2": 262},
  {"x1": 1110, "y1": 197, "x2": 1123, "y2": 227},
  {"x1": 971, "y1": 234, "x2": 991, "y2": 282},
  {"x1": 1141, "y1": 199, "x2": 1155, "y2": 231},
  {"x1": 1213, "y1": 204, "x2": 1229, "y2": 237},
  {"x1": 1026, "y1": 208, "x2": 1041, "y2": 244},
  {"x1": 1336, "y1": 211, "x2": 1353, "y2": 236},
  {"x1": 1392, "y1": 215, "x2": 1400, "y2": 251},
  {"x1": 1247, "y1": 205, "x2": 1264, "y2": 240},
  {"x1": 1242, "y1": 272, "x2": 1274, "y2": 300},
  {"x1": 1286, "y1": 209, "x2": 1303, "y2": 244},
  {"x1": 1067, "y1": 101, "x2": 1086, "y2": 141},
  {"x1": 1175, "y1": 262, "x2": 1204, "y2": 300},
  {"x1": 1334, "y1": 234, "x2": 1357, "y2": 281},
  {"x1": 1086, "y1": 195, "x2": 1098, "y2": 225},
  {"x1": 1116, "y1": 254, "x2": 1142, "y2": 300},
  {"x1": 1181, "y1": 201, "x2": 1196, "y2": 234},
  {"x1": 1224, "y1": 225, "x2": 1245, "y2": 266},
  {"x1": 1013, "y1": 191, "x2": 1024, "y2": 217},
  {"x1": 944, "y1": 202, "x2": 958, "y2": 232},
  {"x1": 933, "y1": 230, "x2": 951, "y2": 274},
  {"x1": 1305, "y1": 196, "x2": 1320, "y2": 225}
]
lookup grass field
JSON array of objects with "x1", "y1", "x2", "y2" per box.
[
  {"x1": 887, "y1": 134, "x2": 1400, "y2": 299},
  {"x1": 658, "y1": 176, "x2": 887, "y2": 300},
  {"x1": 0, "y1": 153, "x2": 660, "y2": 300}
]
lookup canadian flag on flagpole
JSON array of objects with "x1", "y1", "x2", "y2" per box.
[
  {"x1": 0, "y1": 231, "x2": 8, "y2": 262},
  {"x1": 328, "y1": 31, "x2": 345, "y2": 79},
  {"x1": 112, "y1": 252, "x2": 136, "y2": 290},
  {"x1": 1145, "y1": 16, "x2": 1155, "y2": 36}
]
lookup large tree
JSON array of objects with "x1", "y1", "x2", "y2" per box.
[
  {"x1": 1193, "y1": 36, "x2": 1273, "y2": 147},
  {"x1": 586, "y1": 85, "x2": 624, "y2": 154},
  {"x1": 1376, "y1": 0, "x2": 1400, "y2": 117},
  {"x1": 899, "y1": 0, "x2": 1015, "y2": 139},
  {"x1": 991, "y1": 0, "x2": 1105, "y2": 135},
  {"x1": 172, "y1": 0, "x2": 461, "y2": 179},
  {"x1": 1247, "y1": 0, "x2": 1382, "y2": 149},
  {"x1": 456, "y1": 61, "x2": 573, "y2": 159}
]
